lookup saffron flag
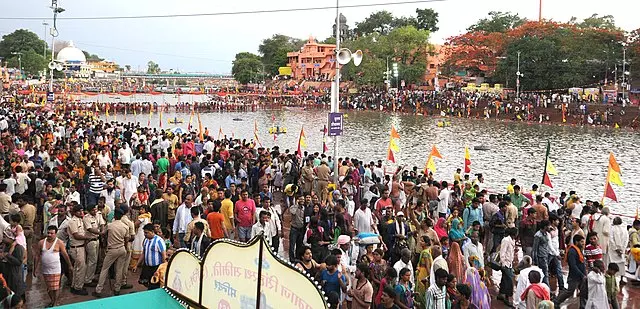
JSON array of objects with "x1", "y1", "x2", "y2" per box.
[
  {"x1": 187, "y1": 109, "x2": 194, "y2": 131},
  {"x1": 464, "y1": 146, "x2": 471, "y2": 173},
  {"x1": 424, "y1": 145, "x2": 443, "y2": 174},
  {"x1": 604, "y1": 182, "x2": 618, "y2": 202},
  {"x1": 253, "y1": 120, "x2": 262, "y2": 147},
  {"x1": 609, "y1": 152, "x2": 621, "y2": 173},
  {"x1": 603, "y1": 152, "x2": 623, "y2": 203},
  {"x1": 105, "y1": 103, "x2": 110, "y2": 117},
  {"x1": 430, "y1": 145, "x2": 443, "y2": 159},
  {"x1": 297, "y1": 127, "x2": 307, "y2": 156},
  {"x1": 541, "y1": 141, "x2": 554, "y2": 188},
  {"x1": 387, "y1": 126, "x2": 400, "y2": 163}
]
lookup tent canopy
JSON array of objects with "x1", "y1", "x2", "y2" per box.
[{"x1": 56, "y1": 289, "x2": 183, "y2": 309}]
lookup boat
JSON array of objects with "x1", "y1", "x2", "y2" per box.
[
  {"x1": 268, "y1": 126, "x2": 287, "y2": 134},
  {"x1": 168, "y1": 117, "x2": 184, "y2": 124},
  {"x1": 437, "y1": 121, "x2": 451, "y2": 127},
  {"x1": 232, "y1": 118, "x2": 243, "y2": 121},
  {"x1": 474, "y1": 145, "x2": 491, "y2": 151}
]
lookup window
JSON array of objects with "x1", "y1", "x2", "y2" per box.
[{"x1": 429, "y1": 64, "x2": 436, "y2": 69}]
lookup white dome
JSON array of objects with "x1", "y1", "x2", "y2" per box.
[{"x1": 56, "y1": 41, "x2": 86, "y2": 63}]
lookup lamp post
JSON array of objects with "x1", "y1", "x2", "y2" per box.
[
  {"x1": 622, "y1": 45, "x2": 628, "y2": 101},
  {"x1": 42, "y1": 21, "x2": 49, "y2": 58},
  {"x1": 11, "y1": 52, "x2": 22, "y2": 79},
  {"x1": 48, "y1": 0, "x2": 64, "y2": 93},
  {"x1": 516, "y1": 51, "x2": 523, "y2": 103}
]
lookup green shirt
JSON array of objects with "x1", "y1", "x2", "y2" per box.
[
  {"x1": 605, "y1": 274, "x2": 618, "y2": 296},
  {"x1": 510, "y1": 193, "x2": 529, "y2": 214},
  {"x1": 156, "y1": 157, "x2": 169, "y2": 175}
]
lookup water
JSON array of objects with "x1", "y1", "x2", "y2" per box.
[{"x1": 91, "y1": 95, "x2": 640, "y2": 219}]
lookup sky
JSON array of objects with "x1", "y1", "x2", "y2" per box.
[{"x1": 1, "y1": 0, "x2": 638, "y2": 74}]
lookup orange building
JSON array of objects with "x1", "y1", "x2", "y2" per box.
[
  {"x1": 287, "y1": 37, "x2": 336, "y2": 81},
  {"x1": 424, "y1": 44, "x2": 448, "y2": 89}
]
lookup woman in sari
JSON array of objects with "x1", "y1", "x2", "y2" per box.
[
  {"x1": 447, "y1": 242, "x2": 467, "y2": 282},
  {"x1": 449, "y1": 218, "x2": 467, "y2": 245},
  {"x1": 415, "y1": 236, "x2": 433, "y2": 298},
  {"x1": 464, "y1": 266, "x2": 491, "y2": 309},
  {"x1": 434, "y1": 218, "x2": 448, "y2": 240}
]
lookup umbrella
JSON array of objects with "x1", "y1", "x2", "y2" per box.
[{"x1": 171, "y1": 127, "x2": 184, "y2": 135}]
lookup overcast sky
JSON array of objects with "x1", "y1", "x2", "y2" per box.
[{"x1": 1, "y1": 0, "x2": 638, "y2": 74}]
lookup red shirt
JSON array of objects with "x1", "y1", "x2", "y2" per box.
[
  {"x1": 375, "y1": 198, "x2": 392, "y2": 214},
  {"x1": 234, "y1": 199, "x2": 256, "y2": 228},
  {"x1": 206, "y1": 212, "x2": 226, "y2": 239}
]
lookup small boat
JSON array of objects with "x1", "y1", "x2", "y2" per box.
[
  {"x1": 473, "y1": 145, "x2": 491, "y2": 151},
  {"x1": 268, "y1": 127, "x2": 287, "y2": 134},
  {"x1": 168, "y1": 117, "x2": 184, "y2": 124},
  {"x1": 232, "y1": 118, "x2": 243, "y2": 121},
  {"x1": 437, "y1": 121, "x2": 451, "y2": 127}
]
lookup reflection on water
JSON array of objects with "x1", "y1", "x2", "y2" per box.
[{"x1": 107, "y1": 108, "x2": 640, "y2": 219}]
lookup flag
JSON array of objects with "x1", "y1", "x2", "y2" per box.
[
  {"x1": 147, "y1": 108, "x2": 153, "y2": 127},
  {"x1": 609, "y1": 152, "x2": 621, "y2": 173},
  {"x1": 541, "y1": 141, "x2": 554, "y2": 188},
  {"x1": 423, "y1": 145, "x2": 443, "y2": 174},
  {"x1": 546, "y1": 160, "x2": 558, "y2": 176},
  {"x1": 159, "y1": 107, "x2": 163, "y2": 128},
  {"x1": 604, "y1": 182, "x2": 617, "y2": 202},
  {"x1": 187, "y1": 109, "x2": 194, "y2": 131},
  {"x1": 464, "y1": 146, "x2": 471, "y2": 173},
  {"x1": 297, "y1": 127, "x2": 307, "y2": 157},
  {"x1": 430, "y1": 145, "x2": 443, "y2": 159},
  {"x1": 218, "y1": 127, "x2": 223, "y2": 140},
  {"x1": 561, "y1": 104, "x2": 567, "y2": 123},
  {"x1": 387, "y1": 126, "x2": 400, "y2": 163},
  {"x1": 197, "y1": 112, "x2": 204, "y2": 141},
  {"x1": 105, "y1": 103, "x2": 110, "y2": 117}
]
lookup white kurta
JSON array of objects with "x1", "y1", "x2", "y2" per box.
[
  {"x1": 430, "y1": 256, "x2": 449, "y2": 287},
  {"x1": 585, "y1": 271, "x2": 608, "y2": 309},
  {"x1": 592, "y1": 214, "x2": 611, "y2": 262},
  {"x1": 608, "y1": 225, "x2": 629, "y2": 264},
  {"x1": 514, "y1": 266, "x2": 544, "y2": 309}
]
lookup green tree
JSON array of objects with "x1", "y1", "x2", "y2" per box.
[
  {"x1": 0, "y1": 29, "x2": 48, "y2": 60},
  {"x1": 258, "y1": 34, "x2": 302, "y2": 77},
  {"x1": 6, "y1": 49, "x2": 47, "y2": 76},
  {"x1": 415, "y1": 8, "x2": 439, "y2": 32},
  {"x1": 147, "y1": 61, "x2": 160, "y2": 74},
  {"x1": 570, "y1": 14, "x2": 619, "y2": 31},
  {"x1": 467, "y1": 11, "x2": 526, "y2": 33},
  {"x1": 82, "y1": 50, "x2": 104, "y2": 62},
  {"x1": 354, "y1": 11, "x2": 395, "y2": 36},
  {"x1": 232, "y1": 52, "x2": 263, "y2": 84}
]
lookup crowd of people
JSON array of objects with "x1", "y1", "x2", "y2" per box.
[{"x1": 0, "y1": 90, "x2": 636, "y2": 309}]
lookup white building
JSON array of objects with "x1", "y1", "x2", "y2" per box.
[{"x1": 56, "y1": 41, "x2": 91, "y2": 78}]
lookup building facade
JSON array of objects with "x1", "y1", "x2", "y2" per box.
[{"x1": 287, "y1": 37, "x2": 336, "y2": 81}]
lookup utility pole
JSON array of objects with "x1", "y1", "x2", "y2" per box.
[
  {"x1": 49, "y1": 0, "x2": 64, "y2": 93},
  {"x1": 538, "y1": 0, "x2": 542, "y2": 22},
  {"x1": 11, "y1": 52, "x2": 22, "y2": 79},
  {"x1": 622, "y1": 47, "x2": 627, "y2": 101},
  {"x1": 331, "y1": 0, "x2": 340, "y2": 184},
  {"x1": 42, "y1": 21, "x2": 49, "y2": 58}
]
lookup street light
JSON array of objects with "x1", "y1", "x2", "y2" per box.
[
  {"x1": 392, "y1": 63, "x2": 399, "y2": 88},
  {"x1": 48, "y1": 0, "x2": 64, "y2": 93},
  {"x1": 516, "y1": 51, "x2": 523, "y2": 102},
  {"x1": 11, "y1": 52, "x2": 22, "y2": 79},
  {"x1": 42, "y1": 21, "x2": 49, "y2": 58}
]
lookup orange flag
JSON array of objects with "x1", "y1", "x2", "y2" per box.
[
  {"x1": 609, "y1": 152, "x2": 621, "y2": 173},
  {"x1": 390, "y1": 126, "x2": 400, "y2": 139},
  {"x1": 430, "y1": 145, "x2": 443, "y2": 159},
  {"x1": 464, "y1": 146, "x2": 471, "y2": 173}
]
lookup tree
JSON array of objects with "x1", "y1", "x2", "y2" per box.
[
  {"x1": 415, "y1": 8, "x2": 439, "y2": 32},
  {"x1": 570, "y1": 14, "x2": 619, "y2": 31},
  {"x1": 147, "y1": 61, "x2": 161, "y2": 74},
  {"x1": 258, "y1": 34, "x2": 302, "y2": 77},
  {"x1": 467, "y1": 11, "x2": 526, "y2": 33},
  {"x1": 6, "y1": 49, "x2": 47, "y2": 76},
  {"x1": 82, "y1": 50, "x2": 104, "y2": 62},
  {"x1": 124, "y1": 65, "x2": 131, "y2": 72},
  {"x1": 321, "y1": 37, "x2": 336, "y2": 44},
  {"x1": 354, "y1": 11, "x2": 395, "y2": 36},
  {"x1": 0, "y1": 29, "x2": 47, "y2": 60},
  {"x1": 232, "y1": 52, "x2": 263, "y2": 84}
]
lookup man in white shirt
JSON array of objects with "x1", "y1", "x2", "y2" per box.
[
  {"x1": 13, "y1": 166, "x2": 31, "y2": 195},
  {"x1": 253, "y1": 199, "x2": 282, "y2": 252},
  {"x1": 65, "y1": 186, "x2": 81, "y2": 205},
  {"x1": 250, "y1": 210, "x2": 275, "y2": 247},
  {"x1": 141, "y1": 157, "x2": 154, "y2": 176},
  {"x1": 203, "y1": 139, "x2": 215, "y2": 154},
  {"x1": 462, "y1": 230, "x2": 484, "y2": 268},
  {"x1": 130, "y1": 155, "x2": 143, "y2": 178},
  {"x1": 541, "y1": 192, "x2": 559, "y2": 213},
  {"x1": 173, "y1": 195, "x2": 195, "y2": 248},
  {"x1": 118, "y1": 143, "x2": 133, "y2": 166},
  {"x1": 437, "y1": 182, "x2": 451, "y2": 218},
  {"x1": 514, "y1": 256, "x2": 545, "y2": 309},
  {"x1": 499, "y1": 228, "x2": 517, "y2": 306},
  {"x1": 353, "y1": 201, "x2": 374, "y2": 234},
  {"x1": 120, "y1": 170, "x2": 138, "y2": 207},
  {"x1": 97, "y1": 150, "x2": 112, "y2": 169},
  {"x1": 393, "y1": 248, "x2": 414, "y2": 284}
]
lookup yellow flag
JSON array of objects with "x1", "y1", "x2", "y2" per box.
[
  {"x1": 608, "y1": 169, "x2": 624, "y2": 187},
  {"x1": 389, "y1": 139, "x2": 400, "y2": 153},
  {"x1": 426, "y1": 156, "x2": 436, "y2": 173},
  {"x1": 546, "y1": 160, "x2": 558, "y2": 176}
]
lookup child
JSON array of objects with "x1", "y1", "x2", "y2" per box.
[
  {"x1": 440, "y1": 236, "x2": 450, "y2": 259},
  {"x1": 319, "y1": 255, "x2": 347, "y2": 301},
  {"x1": 8, "y1": 214, "x2": 27, "y2": 281},
  {"x1": 606, "y1": 263, "x2": 620, "y2": 309},
  {"x1": 586, "y1": 260, "x2": 608, "y2": 308}
]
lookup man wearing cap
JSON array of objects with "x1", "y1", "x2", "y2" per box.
[
  {"x1": 336, "y1": 235, "x2": 357, "y2": 274},
  {"x1": 83, "y1": 204, "x2": 105, "y2": 287},
  {"x1": 67, "y1": 205, "x2": 93, "y2": 295},
  {"x1": 93, "y1": 209, "x2": 130, "y2": 298},
  {"x1": 388, "y1": 211, "x2": 409, "y2": 263}
]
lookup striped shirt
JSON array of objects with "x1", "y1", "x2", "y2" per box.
[
  {"x1": 143, "y1": 235, "x2": 166, "y2": 267},
  {"x1": 88, "y1": 173, "x2": 105, "y2": 194}
]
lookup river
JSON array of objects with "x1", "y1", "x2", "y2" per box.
[{"x1": 90, "y1": 93, "x2": 639, "y2": 219}]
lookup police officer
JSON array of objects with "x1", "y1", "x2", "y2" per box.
[{"x1": 83, "y1": 204, "x2": 105, "y2": 287}]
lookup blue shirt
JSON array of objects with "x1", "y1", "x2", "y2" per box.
[
  {"x1": 143, "y1": 235, "x2": 166, "y2": 267},
  {"x1": 320, "y1": 269, "x2": 346, "y2": 296},
  {"x1": 463, "y1": 206, "x2": 483, "y2": 230},
  {"x1": 225, "y1": 175, "x2": 239, "y2": 189}
]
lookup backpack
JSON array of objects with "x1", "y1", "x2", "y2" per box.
[{"x1": 289, "y1": 162, "x2": 300, "y2": 179}]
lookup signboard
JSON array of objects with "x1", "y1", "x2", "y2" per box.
[
  {"x1": 328, "y1": 112, "x2": 343, "y2": 136},
  {"x1": 165, "y1": 236, "x2": 327, "y2": 309},
  {"x1": 47, "y1": 91, "x2": 54, "y2": 102},
  {"x1": 278, "y1": 67, "x2": 292, "y2": 76}
]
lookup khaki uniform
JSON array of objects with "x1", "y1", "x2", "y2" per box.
[
  {"x1": 315, "y1": 164, "x2": 331, "y2": 202},
  {"x1": 95, "y1": 219, "x2": 129, "y2": 294},
  {"x1": 20, "y1": 203, "x2": 36, "y2": 271},
  {"x1": 67, "y1": 216, "x2": 86, "y2": 290},
  {"x1": 120, "y1": 216, "x2": 135, "y2": 285},
  {"x1": 83, "y1": 213, "x2": 104, "y2": 284}
]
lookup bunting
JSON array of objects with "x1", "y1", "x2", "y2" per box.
[
  {"x1": 297, "y1": 126, "x2": 307, "y2": 157},
  {"x1": 464, "y1": 146, "x2": 471, "y2": 173},
  {"x1": 423, "y1": 145, "x2": 443, "y2": 174},
  {"x1": 603, "y1": 152, "x2": 623, "y2": 202},
  {"x1": 387, "y1": 126, "x2": 400, "y2": 163},
  {"x1": 541, "y1": 141, "x2": 554, "y2": 188}
]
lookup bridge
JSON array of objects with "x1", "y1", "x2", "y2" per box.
[{"x1": 122, "y1": 73, "x2": 234, "y2": 80}]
